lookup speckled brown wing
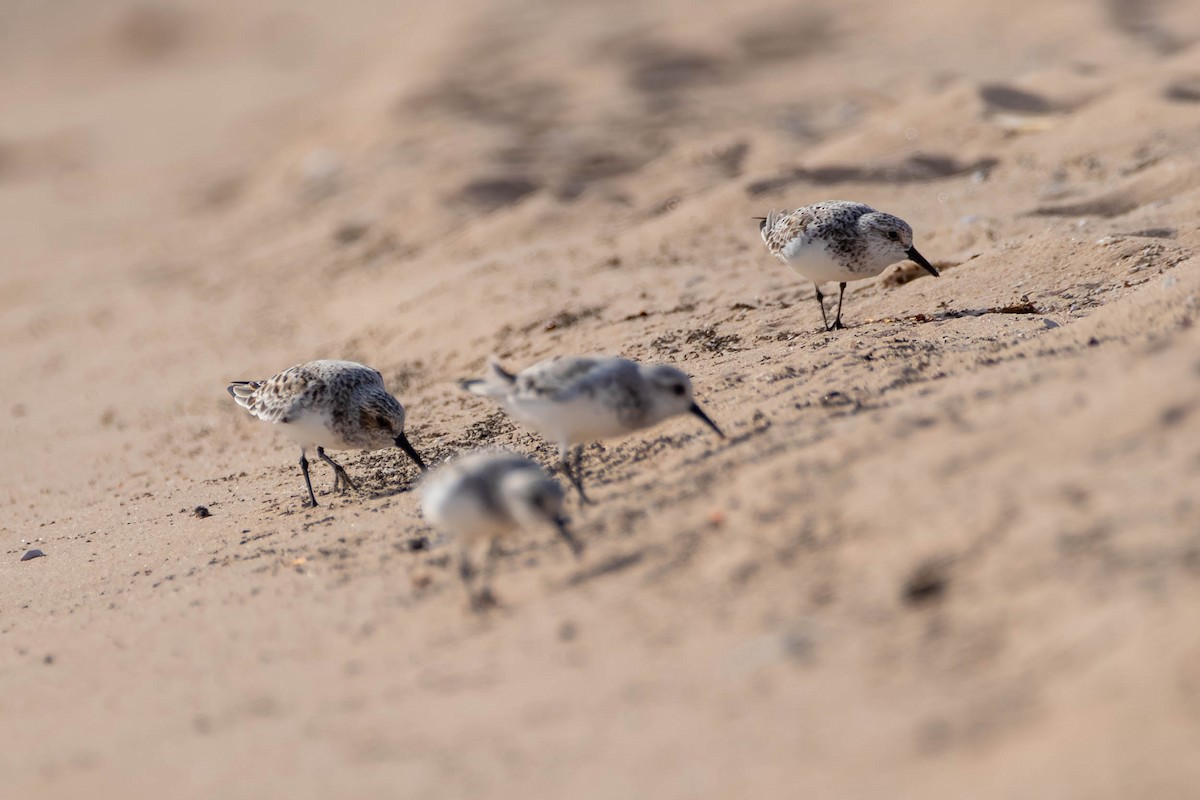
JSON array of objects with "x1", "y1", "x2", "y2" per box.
[
  {"x1": 761, "y1": 207, "x2": 817, "y2": 257},
  {"x1": 227, "y1": 364, "x2": 324, "y2": 424}
]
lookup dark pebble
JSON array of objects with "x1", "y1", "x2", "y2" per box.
[{"x1": 903, "y1": 561, "x2": 949, "y2": 606}]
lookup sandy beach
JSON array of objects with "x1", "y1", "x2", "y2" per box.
[{"x1": 3, "y1": 1, "x2": 1200, "y2": 797}]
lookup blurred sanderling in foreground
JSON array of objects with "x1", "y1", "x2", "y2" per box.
[
  {"x1": 461, "y1": 355, "x2": 724, "y2": 503},
  {"x1": 228, "y1": 359, "x2": 426, "y2": 507},
  {"x1": 421, "y1": 449, "x2": 579, "y2": 611},
  {"x1": 758, "y1": 201, "x2": 939, "y2": 331}
]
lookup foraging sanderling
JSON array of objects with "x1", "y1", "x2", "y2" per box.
[
  {"x1": 421, "y1": 449, "x2": 580, "y2": 611},
  {"x1": 461, "y1": 355, "x2": 724, "y2": 502},
  {"x1": 758, "y1": 201, "x2": 939, "y2": 331},
  {"x1": 227, "y1": 359, "x2": 427, "y2": 507}
]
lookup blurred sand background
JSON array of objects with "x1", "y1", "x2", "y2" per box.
[{"x1": 3, "y1": 0, "x2": 1200, "y2": 797}]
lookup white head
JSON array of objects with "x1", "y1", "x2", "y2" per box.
[
  {"x1": 641, "y1": 364, "x2": 724, "y2": 437},
  {"x1": 499, "y1": 468, "x2": 581, "y2": 555},
  {"x1": 858, "y1": 212, "x2": 939, "y2": 276},
  {"x1": 500, "y1": 469, "x2": 564, "y2": 528}
]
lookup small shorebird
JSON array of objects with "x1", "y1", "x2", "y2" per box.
[
  {"x1": 461, "y1": 355, "x2": 724, "y2": 502},
  {"x1": 227, "y1": 359, "x2": 426, "y2": 507},
  {"x1": 421, "y1": 449, "x2": 580, "y2": 611},
  {"x1": 758, "y1": 201, "x2": 939, "y2": 330}
]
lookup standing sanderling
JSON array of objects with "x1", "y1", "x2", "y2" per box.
[
  {"x1": 758, "y1": 201, "x2": 939, "y2": 331},
  {"x1": 421, "y1": 449, "x2": 580, "y2": 611},
  {"x1": 461, "y1": 355, "x2": 724, "y2": 503},
  {"x1": 227, "y1": 359, "x2": 427, "y2": 507}
]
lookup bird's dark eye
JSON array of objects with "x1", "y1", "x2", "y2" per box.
[
  {"x1": 887, "y1": 231, "x2": 899, "y2": 241},
  {"x1": 673, "y1": 384, "x2": 686, "y2": 396}
]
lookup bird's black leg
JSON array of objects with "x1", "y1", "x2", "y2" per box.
[
  {"x1": 458, "y1": 549, "x2": 477, "y2": 606},
  {"x1": 317, "y1": 446, "x2": 359, "y2": 493},
  {"x1": 299, "y1": 450, "x2": 318, "y2": 507},
  {"x1": 814, "y1": 284, "x2": 831, "y2": 331},
  {"x1": 475, "y1": 540, "x2": 500, "y2": 611},
  {"x1": 831, "y1": 282, "x2": 847, "y2": 330},
  {"x1": 561, "y1": 445, "x2": 592, "y2": 505}
]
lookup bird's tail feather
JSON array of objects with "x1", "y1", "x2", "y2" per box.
[
  {"x1": 760, "y1": 209, "x2": 784, "y2": 243},
  {"x1": 226, "y1": 380, "x2": 262, "y2": 411},
  {"x1": 460, "y1": 358, "x2": 516, "y2": 397}
]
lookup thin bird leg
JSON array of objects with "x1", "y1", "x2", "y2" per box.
[
  {"x1": 458, "y1": 549, "x2": 477, "y2": 605},
  {"x1": 814, "y1": 284, "x2": 832, "y2": 331},
  {"x1": 558, "y1": 446, "x2": 576, "y2": 496},
  {"x1": 560, "y1": 445, "x2": 593, "y2": 505},
  {"x1": 576, "y1": 444, "x2": 596, "y2": 505},
  {"x1": 475, "y1": 539, "x2": 500, "y2": 611},
  {"x1": 831, "y1": 282, "x2": 848, "y2": 330},
  {"x1": 299, "y1": 450, "x2": 318, "y2": 507},
  {"x1": 317, "y1": 447, "x2": 359, "y2": 493}
]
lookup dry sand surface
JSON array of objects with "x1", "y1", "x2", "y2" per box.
[{"x1": 4, "y1": 0, "x2": 1200, "y2": 797}]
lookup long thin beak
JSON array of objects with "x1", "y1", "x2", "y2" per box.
[
  {"x1": 395, "y1": 432, "x2": 427, "y2": 471},
  {"x1": 554, "y1": 515, "x2": 584, "y2": 558},
  {"x1": 689, "y1": 402, "x2": 725, "y2": 439},
  {"x1": 906, "y1": 246, "x2": 940, "y2": 277}
]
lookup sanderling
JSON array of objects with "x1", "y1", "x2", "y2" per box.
[
  {"x1": 227, "y1": 359, "x2": 427, "y2": 507},
  {"x1": 461, "y1": 355, "x2": 724, "y2": 502},
  {"x1": 758, "y1": 201, "x2": 939, "y2": 331},
  {"x1": 421, "y1": 449, "x2": 580, "y2": 611}
]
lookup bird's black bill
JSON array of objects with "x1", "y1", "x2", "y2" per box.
[
  {"x1": 689, "y1": 402, "x2": 725, "y2": 439},
  {"x1": 906, "y1": 246, "x2": 940, "y2": 277},
  {"x1": 554, "y1": 515, "x2": 584, "y2": 558},
  {"x1": 395, "y1": 433, "x2": 427, "y2": 471}
]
